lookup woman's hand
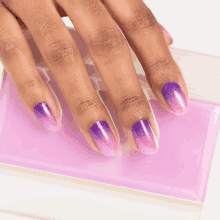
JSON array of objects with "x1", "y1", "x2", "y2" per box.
[{"x1": 0, "y1": 0, "x2": 188, "y2": 156}]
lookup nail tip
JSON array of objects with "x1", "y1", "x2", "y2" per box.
[
  {"x1": 101, "y1": 149, "x2": 119, "y2": 157},
  {"x1": 43, "y1": 123, "x2": 62, "y2": 132},
  {"x1": 173, "y1": 107, "x2": 188, "y2": 115},
  {"x1": 45, "y1": 127, "x2": 59, "y2": 132},
  {"x1": 139, "y1": 144, "x2": 159, "y2": 155},
  {"x1": 100, "y1": 142, "x2": 120, "y2": 157}
]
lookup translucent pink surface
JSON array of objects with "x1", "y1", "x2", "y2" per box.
[{"x1": 0, "y1": 72, "x2": 220, "y2": 202}]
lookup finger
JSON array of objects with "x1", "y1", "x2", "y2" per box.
[
  {"x1": 3, "y1": 0, "x2": 67, "y2": 30},
  {"x1": 0, "y1": 2, "x2": 62, "y2": 132},
  {"x1": 101, "y1": 0, "x2": 188, "y2": 115},
  {"x1": 4, "y1": 0, "x2": 120, "y2": 156},
  {"x1": 1, "y1": 2, "x2": 27, "y2": 29},
  {"x1": 57, "y1": 0, "x2": 159, "y2": 154}
]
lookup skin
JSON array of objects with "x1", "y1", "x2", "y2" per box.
[{"x1": 0, "y1": 0, "x2": 188, "y2": 155}]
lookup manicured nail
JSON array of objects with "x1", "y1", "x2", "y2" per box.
[
  {"x1": 159, "y1": 24, "x2": 172, "y2": 38},
  {"x1": 159, "y1": 24, "x2": 173, "y2": 45},
  {"x1": 162, "y1": 82, "x2": 188, "y2": 114},
  {"x1": 132, "y1": 120, "x2": 158, "y2": 155},
  {"x1": 34, "y1": 102, "x2": 60, "y2": 131},
  {"x1": 90, "y1": 120, "x2": 118, "y2": 157}
]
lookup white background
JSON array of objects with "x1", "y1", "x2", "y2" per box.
[
  {"x1": 147, "y1": 0, "x2": 220, "y2": 57},
  {"x1": 0, "y1": 0, "x2": 219, "y2": 219}
]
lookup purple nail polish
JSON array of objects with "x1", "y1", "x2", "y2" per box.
[
  {"x1": 159, "y1": 24, "x2": 171, "y2": 37},
  {"x1": 132, "y1": 120, "x2": 158, "y2": 155},
  {"x1": 90, "y1": 121, "x2": 118, "y2": 157},
  {"x1": 162, "y1": 82, "x2": 188, "y2": 115},
  {"x1": 34, "y1": 102, "x2": 59, "y2": 131}
]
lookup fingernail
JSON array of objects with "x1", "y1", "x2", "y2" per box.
[
  {"x1": 159, "y1": 24, "x2": 173, "y2": 45},
  {"x1": 34, "y1": 102, "x2": 60, "y2": 131},
  {"x1": 162, "y1": 82, "x2": 188, "y2": 114},
  {"x1": 90, "y1": 120, "x2": 118, "y2": 157},
  {"x1": 159, "y1": 24, "x2": 172, "y2": 38},
  {"x1": 132, "y1": 120, "x2": 158, "y2": 155}
]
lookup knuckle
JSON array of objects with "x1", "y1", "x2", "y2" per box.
[
  {"x1": 45, "y1": 40, "x2": 79, "y2": 64},
  {"x1": 119, "y1": 94, "x2": 144, "y2": 112},
  {"x1": 89, "y1": 28, "x2": 125, "y2": 56},
  {"x1": 75, "y1": 99, "x2": 96, "y2": 116},
  {"x1": 148, "y1": 57, "x2": 173, "y2": 73},
  {"x1": 0, "y1": 38, "x2": 19, "y2": 59},
  {"x1": 17, "y1": 79, "x2": 41, "y2": 95},
  {"x1": 125, "y1": 6, "x2": 157, "y2": 33}
]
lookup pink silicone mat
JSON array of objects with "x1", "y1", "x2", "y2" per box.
[{"x1": 0, "y1": 72, "x2": 220, "y2": 202}]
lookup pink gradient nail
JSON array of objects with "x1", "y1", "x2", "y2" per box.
[
  {"x1": 132, "y1": 120, "x2": 158, "y2": 155},
  {"x1": 33, "y1": 102, "x2": 60, "y2": 131},
  {"x1": 159, "y1": 24, "x2": 171, "y2": 37},
  {"x1": 159, "y1": 24, "x2": 173, "y2": 45},
  {"x1": 90, "y1": 121, "x2": 118, "y2": 157},
  {"x1": 162, "y1": 82, "x2": 188, "y2": 115}
]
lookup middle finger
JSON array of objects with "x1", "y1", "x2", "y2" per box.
[{"x1": 57, "y1": 0, "x2": 160, "y2": 154}]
